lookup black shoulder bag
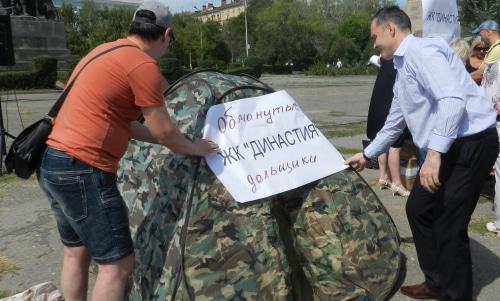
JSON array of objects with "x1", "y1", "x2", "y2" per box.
[{"x1": 5, "y1": 44, "x2": 137, "y2": 179}]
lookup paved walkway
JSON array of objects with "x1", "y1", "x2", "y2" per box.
[{"x1": 0, "y1": 74, "x2": 498, "y2": 300}]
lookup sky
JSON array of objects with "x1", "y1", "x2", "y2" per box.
[
  {"x1": 163, "y1": 0, "x2": 408, "y2": 14},
  {"x1": 162, "y1": 0, "x2": 216, "y2": 13}
]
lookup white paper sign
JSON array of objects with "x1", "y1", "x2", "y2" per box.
[
  {"x1": 202, "y1": 90, "x2": 348, "y2": 203},
  {"x1": 422, "y1": 0, "x2": 460, "y2": 42}
]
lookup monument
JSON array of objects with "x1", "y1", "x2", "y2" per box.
[
  {"x1": 404, "y1": 0, "x2": 423, "y2": 37},
  {"x1": 0, "y1": 0, "x2": 70, "y2": 68}
]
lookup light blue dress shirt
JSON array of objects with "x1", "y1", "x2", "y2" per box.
[{"x1": 364, "y1": 35, "x2": 496, "y2": 159}]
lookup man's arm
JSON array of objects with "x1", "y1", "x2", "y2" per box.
[
  {"x1": 470, "y1": 63, "x2": 485, "y2": 83},
  {"x1": 130, "y1": 120, "x2": 158, "y2": 144},
  {"x1": 130, "y1": 106, "x2": 218, "y2": 156}
]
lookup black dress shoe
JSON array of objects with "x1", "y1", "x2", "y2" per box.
[{"x1": 400, "y1": 282, "x2": 445, "y2": 300}]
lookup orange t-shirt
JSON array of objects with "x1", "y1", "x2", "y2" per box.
[{"x1": 47, "y1": 39, "x2": 165, "y2": 173}]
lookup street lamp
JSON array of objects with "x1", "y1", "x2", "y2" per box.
[
  {"x1": 244, "y1": 0, "x2": 249, "y2": 57},
  {"x1": 193, "y1": 6, "x2": 204, "y2": 59}
]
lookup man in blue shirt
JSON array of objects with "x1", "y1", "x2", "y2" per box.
[{"x1": 346, "y1": 6, "x2": 498, "y2": 301}]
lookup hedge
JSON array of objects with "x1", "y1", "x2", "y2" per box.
[
  {"x1": 304, "y1": 62, "x2": 377, "y2": 76},
  {"x1": 261, "y1": 64, "x2": 292, "y2": 75},
  {"x1": 226, "y1": 66, "x2": 261, "y2": 78},
  {"x1": 0, "y1": 56, "x2": 58, "y2": 90}
]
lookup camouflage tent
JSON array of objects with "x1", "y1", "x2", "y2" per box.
[{"x1": 117, "y1": 70, "x2": 402, "y2": 301}]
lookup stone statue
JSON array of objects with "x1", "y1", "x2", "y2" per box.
[
  {"x1": 9, "y1": 0, "x2": 55, "y2": 19},
  {"x1": 38, "y1": 0, "x2": 56, "y2": 19},
  {"x1": 0, "y1": 0, "x2": 12, "y2": 12},
  {"x1": 13, "y1": 0, "x2": 36, "y2": 16}
]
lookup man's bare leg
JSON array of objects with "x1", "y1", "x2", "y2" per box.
[
  {"x1": 92, "y1": 253, "x2": 134, "y2": 301},
  {"x1": 61, "y1": 246, "x2": 91, "y2": 301}
]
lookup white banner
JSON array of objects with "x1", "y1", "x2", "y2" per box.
[
  {"x1": 422, "y1": 0, "x2": 460, "y2": 42},
  {"x1": 202, "y1": 91, "x2": 348, "y2": 203}
]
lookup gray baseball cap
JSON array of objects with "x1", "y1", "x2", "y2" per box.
[
  {"x1": 471, "y1": 20, "x2": 499, "y2": 34},
  {"x1": 132, "y1": 0, "x2": 173, "y2": 29}
]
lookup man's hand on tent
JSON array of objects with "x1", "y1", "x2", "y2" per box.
[
  {"x1": 194, "y1": 138, "x2": 219, "y2": 156},
  {"x1": 345, "y1": 153, "x2": 367, "y2": 172}
]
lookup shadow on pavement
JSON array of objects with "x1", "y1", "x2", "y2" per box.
[{"x1": 471, "y1": 238, "x2": 500, "y2": 297}]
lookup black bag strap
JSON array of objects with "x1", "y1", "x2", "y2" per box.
[{"x1": 47, "y1": 44, "x2": 139, "y2": 118}]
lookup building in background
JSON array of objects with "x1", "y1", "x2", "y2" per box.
[{"x1": 193, "y1": 0, "x2": 245, "y2": 24}]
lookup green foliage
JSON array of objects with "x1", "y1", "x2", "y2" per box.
[
  {"x1": 304, "y1": 62, "x2": 376, "y2": 76},
  {"x1": 222, "y1": 14, "x2": 246, "y2": 62},
  {"x1": 226, "y1": 66, "x2": 260, "y2": 78},
  {"x1": 168, "y1": 14, "x2": 204, "y2": 68},
  {"x1": 240, "y1": 56, "x2": 261, "y2": 76},
  {"x1": 61, "y1": 0, "x2": 491, "y2": 76},
  {"x1": 197, "y1": 59, "x2": 216, "y2": 69},
  {"x1": 0, "y1": 56, "x2": 58, "y2": 90},
  {"x1": 59, "y1": 0, "x2": 134, "y2": 57},
  {"x1": 164, "y1": 14, "x2": 234, "y2": 70},
  {"x1": 459, "y1": 0, "x2": 500, "y2": 31},
  {"x1": 241, "y1": 0, "x2": 388, "y2": 72},
  {"x1": 262, "y1": 64, "x2": 292, "y2": 74},
  {"x1": 32, "y1": 56, "x2": 58, "y2": 86},
  {"x1": 253, "y1": 0, "x2": 317, "y2": 68},
  {"x1": 336, "y1": 12, "x2": 372, "y2": 64},
  {"x1": 159, "y1": 57, "x2": 183, "y2": 83}
]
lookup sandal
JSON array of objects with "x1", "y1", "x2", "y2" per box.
[
  {"x1": 390, "y1": 184, "x2": 410, "y2": 197},
  {"x1": 378, "y1": 178, "x2": 391, "y2": 190}
]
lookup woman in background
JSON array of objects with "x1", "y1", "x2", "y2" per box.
[
  {"x1": 468, "y1": 36, "x2": 489, "y2": 84},
  {"x1": 367, "y1": 56, "x2": 411, "y2": 197}
]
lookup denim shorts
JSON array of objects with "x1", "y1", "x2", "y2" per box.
[{"x1": 37, "y1": 146, "x2": 133, "y2": 264}]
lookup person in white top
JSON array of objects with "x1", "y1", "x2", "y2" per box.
[{"x1": 473, "y1": 20, "x2": 500, "y2": 234}]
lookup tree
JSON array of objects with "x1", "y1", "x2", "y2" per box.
[
  {"x1": 253, "y1": 0, "x2": 317, "y2": 67},
  {"x1": 59, "y1": 0, "x2": 133, "y2": 58},
  {"x1": 336, "y1": 11, "x2": 372, "y2": 64},
  {"x1": 459, "y1": 0, "x2": 500, "y2": 31},
  {"x1": 199, "y1": 20, "x2": 231, "y2": 66},
  {"x1": 222, "y1": 14, "x2": 246, "y2": 63},
  {"x1": 168, "y1": 14, "x2": 202, "y2": 68}
]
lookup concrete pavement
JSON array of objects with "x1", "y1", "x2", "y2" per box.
[{"x1": 0, "y1": 74, "x2": 498, "y2": 300}]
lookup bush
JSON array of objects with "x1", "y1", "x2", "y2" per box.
[
  {"x1": 226, "y1": 66, "x2": 261, "y2": 78},
  {"x1": 0, "y1": 56, "x2": 58, "y2": 90},
  {"x1": 196, "y1": 59, "x2": 216, "y2": 69},
  {"x1": 159, "y1": 57, "x2": 191, "y2": 83},
  {"x1": 243, "y1": 56, "x2": 263, "y2": 76},
  {"x1": 304, "y1": 62, "x2": 377, "y2": 76},
  {"x1": 56, "y1": 55, "x2": 82, "y2": 85},
  {"x1": 262, "y1": 64, "x2": 292, "y2": 74},
  {"x1": 227, "y1": 62, "x2": 242, "y2": 69},
  {"x1": 32, "y1": 56, "x2": 58, "y2": 88}
]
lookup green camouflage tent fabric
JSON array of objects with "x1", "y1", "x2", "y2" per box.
[{"x1": 117, "y1": 70, "x2": 401, "y2": 301}]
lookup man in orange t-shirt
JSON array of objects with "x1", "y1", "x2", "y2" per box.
[{"x1": 37, "y1": 1, "x2": 218, "y2": 300}]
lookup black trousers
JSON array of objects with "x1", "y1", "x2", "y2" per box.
[{"x1": 406, "y1": 128, "x2": 498, "y2": 301}]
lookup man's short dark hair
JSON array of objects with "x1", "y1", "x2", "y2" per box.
[
  {"x1": 128, "y1": 10, "x2": 166, "y2": 41},
  {"x1": 372, "y1": 6, "x2": 412, "y2": 32}
]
